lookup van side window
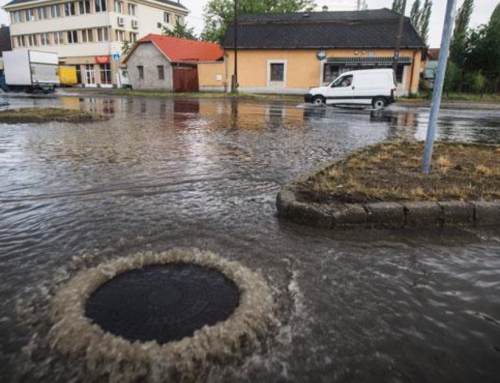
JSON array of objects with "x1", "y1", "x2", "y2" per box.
[{"x1": 331, "y1": 75, "x2": 353, "y2": 88}]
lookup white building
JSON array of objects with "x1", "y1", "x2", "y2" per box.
[{"x1": 2, "y1": 0, "x2": 189, "y2": 87}]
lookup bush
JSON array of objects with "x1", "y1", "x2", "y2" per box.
[{"x1": 464, "y1": 71, "x2": 487, "y2": 94}]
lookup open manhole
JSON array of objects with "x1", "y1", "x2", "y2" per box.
[{"x1": 85, "y1": 263, "x2": 239, "y2": 344}]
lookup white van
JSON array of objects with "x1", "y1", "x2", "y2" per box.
[{"x1": 304, "y1": 69, "x2": 397, "y2": 109}]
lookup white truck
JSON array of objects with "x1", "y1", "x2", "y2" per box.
[
  {"x1": 3, "y1": 49, "x2": 60, "y2": 93},
  {"x1": 304, "y1": 69, "x2": 397, "y2": 110}
]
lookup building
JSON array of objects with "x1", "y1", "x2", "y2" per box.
[
  {"x1": 199, "y1": 9, "x2": 426, "y2": 96},
  {"x1": 2, "y1": 0, "x2": 189, "y2": 87},
  {"x1": 123, "y1": 34, "x2": 223, "y2": 91},
  {"x1": 424, "y1": 48, "x2": 439, "y2": 89}
]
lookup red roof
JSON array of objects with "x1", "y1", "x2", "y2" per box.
[{"x1": 127, "y1": 34, "x2": 224, "y2": 63}]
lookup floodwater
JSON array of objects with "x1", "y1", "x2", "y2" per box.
[{"x1": 1, "y1": 95, "x2": 500, "y2": 382}]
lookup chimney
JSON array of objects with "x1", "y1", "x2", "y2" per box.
[{"x1": 322, "y1": 5, "x2": 328, "y2": 12}]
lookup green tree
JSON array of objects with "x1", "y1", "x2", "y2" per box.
[
  {"x1": 444, "y1": 61, "x2": 461, "y2": 95},
  {"x1": 121, "y1": 40, "x2": 133, "y2": 56},
  {"x1": 410, "y1": 0, "x2": 421, "y2": 31},
  {"x1": 392, "y1": 0, "x2": 403, "y2": 13},
  {"x1": 200, "y1": 0, "x2": 316, "y2": 43},
  {"x1": 450, "y1": 0, "x2": 474, "y2": 67},
  {"x1": 162, "y1": 21, "x2": 197, "y2": 40},
  {"x1": 465, "y1": 71, "x2": 486, "y2": 93},
  {"x1": 419, "y1": 0, "x2": 432, "y2": 45}
]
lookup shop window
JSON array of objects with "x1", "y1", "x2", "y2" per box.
[
  {"x1": 270, "y1": 63, "x2": 285, "y2": 82},
  {"x1": 100, "y1": 64, "x2": 112, "y2": 85},
  {"x1": 138, "y1": 66, "x2": 144, "y2": 80},
  {"x1": 157, "y1": 66, "x2": 164, "y2": 80},
  {"x1": 323, "y1": 64, "x2": 340, "y2": 83}
]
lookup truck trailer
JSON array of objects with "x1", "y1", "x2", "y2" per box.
[{"x1": 3, "y1": 49, "x2": 60, "y2": 92}]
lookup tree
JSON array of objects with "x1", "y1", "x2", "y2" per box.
[
  {"x1": 162, "y1": 21, "x2": 197, "y2": 40},
  {"x1": 200, "y1": 0, "x2": 316, "y2": 43},
  {"x1": 121, "y1": 40, "x2": 133, "y2": 56},
  {"x1": 419, "y1": 0, "x2": 432, "y2": 45},
  {"x1": 410, "y1": 0, "x2": 421, "y2": 31},
  {"x1": 450, "y1": 0, "x2": 474, "y2": 67},
  {"x1": 392, "y1": 0, "x2": 403, "y2": 13}
]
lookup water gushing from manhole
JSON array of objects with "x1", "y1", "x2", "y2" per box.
[{"x1": 85, "y1": 263, "x2": 239, "y2": 344}]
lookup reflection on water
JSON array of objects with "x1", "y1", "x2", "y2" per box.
[{"x1": 1, "y1": 96, "x2": 500, "y2": 382}]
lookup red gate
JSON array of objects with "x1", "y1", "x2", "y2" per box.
[{"x1": 173, "y1": 65, "x2": 199, "y2": 93}]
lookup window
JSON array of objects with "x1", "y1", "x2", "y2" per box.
[
  {"x1": 114, "y1": 0, "x2": 122, "y2": 13},
  {"x1": 12, "y1": 11, "x2": 22, "y2": 23},
  {"x1": 65, "y1": 2, "x2": 76, "y2": 16},
  {"x1": 97, "y1": 27, "x2": 109, "y2": 41},
  {"x1": 95, "y1": 0, "x2": 107, "y2": 12},
  {"x1": 270, "y1": 63, "x2": 285, "y2": 82},
  {"x1": 157, "y1": 65, "x2": 164, "y2": 80},
  {"x1": 79, "y1": 0, "x2": 90, "y2": 14},
  {"x1": 115, "y1": 30, "x2": 125, "y2": 42},
  {"x1": 25, "y1": 9, "x2": 35, "y2": 22},
  {"x1": 128, "y1": 3, "x2": 136, "y2": 16},
  {"x1": 100, "y1": 64, "x2": 112, "y2": 84},
  {"x1": 129, "y1": 32, "x2": 138, "y2": 43},
  {"x1": 53, "y1": 31, "x2": 64, "y2": 44},
  {"x1": 67, "y1": 30, "x2": 78, "y2": 43},
  {"x1": 27, "y1": 34, "x2": 37, "y2": 46},
  {"x1": 163, "y1": 12, "x2": 170, "y2": 23},
  {"x1": 175, "y1": 14, "x2": 181, "y2": 24},
  {"x1": 323, "y1": 64, "x2": 340, "y2": 83},
  {"x1": 81, "y1": 29, "x2": 93, "y2": 42},
  {"x1": 37, "y1": 7, "x2": 47, "y2": 20},
  {"x1": 331, "y1": 74, "x2": 353, "y2": 88},
  {"x1": 138, "y1": 65, "x2": 144, "y2": 80},
  {"x1": 40, "y1": 32, "x2": 49, "y2": 45},
  {"x1": 17, "y1": 36, "x2": 26, "y2": 47},
  {"x1": 51, "y1": 4, "x2": 60, "y2": 18}
]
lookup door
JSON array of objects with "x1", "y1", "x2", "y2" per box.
[
  {"x1": 84, "y1": 64, "x2": 96, "y2": 87},
  {"x1": 173, "y1": 66, "x2": 199, "y2": 93},
  {"x1": 325, "y1": 74, "x2": 354, "y2": 105}
]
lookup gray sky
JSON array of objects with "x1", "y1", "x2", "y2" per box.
[{"x1": 0, "y1": 0, "x2": 498, "y2": 48}]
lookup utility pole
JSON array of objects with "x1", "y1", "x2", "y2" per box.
[
  {"x1": 231, "y1": 0, "x2": 238, "y2": 93},
  {"x1": 392, "y1": 0, "x2": 407, "y2": 73},
  {"x1": 421, "y1": 0, "x2": 458, "y2": 174}
]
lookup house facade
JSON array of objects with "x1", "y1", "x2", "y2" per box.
[
  {"x1": 124, "y1": 34, "x2": 223, "y2": 91},
  {"x1": 199, "y1": 9, "x2": 426, "y2": 96},
  {"x1": 2, "y1": 0, "x2": 189, "y2": 87}
]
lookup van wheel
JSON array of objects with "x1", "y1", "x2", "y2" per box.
[
  {"x1": 313, "y1": 95, "x2": 326, "y2": 106},
  {"x1": 372, "y1": 97, "x2": 387, "y2": 110}
]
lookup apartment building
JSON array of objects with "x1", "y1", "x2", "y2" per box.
[{"x1": 3, "y1": 0, "x2": 189, "y2": 87}]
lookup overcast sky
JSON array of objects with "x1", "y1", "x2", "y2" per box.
[{"x1": 0, "y1": 0, "x2": 498, "y2": 48}]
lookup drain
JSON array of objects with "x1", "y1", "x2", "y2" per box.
[
  {"x1": 85, "y1": 264, "x2": 239, "y2": 344},
  {"x1": 49, "y1": 249, "x2": 276, "y2": 383}
]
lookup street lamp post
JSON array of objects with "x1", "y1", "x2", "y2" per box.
[
  {"x1": 421, "y1": 0, "x2": 458, "y2": 174},
  {"x1": 392, "y1": 0, "x2": 407, "y2": 74}
]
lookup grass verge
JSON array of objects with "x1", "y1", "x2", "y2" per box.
[
  {"x1": 0, "y1": 108, "x2": 108, "y2": 123},
  {"x1": 297, "y1": 141, "x2": 500, "y2": 204}
]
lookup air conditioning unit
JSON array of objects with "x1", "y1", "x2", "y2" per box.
[
  {"x1": 132, "y1": 19, "x2": 138, "y2": 29},
  {"x1": 117, "y1": 16, "x2": 124, "y2": 26},
  {"x1": 157, "y1": 22, "x2": 162, "y2": 28}
]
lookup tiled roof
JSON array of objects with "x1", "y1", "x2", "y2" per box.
[
  {"x1": 4, "y1": 0, "x2": 188, "y2": 10},
  {"x1": 222, "y1": 8, "x2": 425, "y2": 49},
  {"x1": 125, "y1": 34, "x2": 224, "y2": 63}
]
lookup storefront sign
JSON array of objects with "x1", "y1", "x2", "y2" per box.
[{"x1": 95, "y1": 56, "x2": 110, "y2": 64}]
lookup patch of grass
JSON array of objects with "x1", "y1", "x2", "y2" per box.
[
  {"x1": 0, "y1": 108, "x2": 107, "y2": 124},
  {"x1": 401, "y1": 92, "x2": 500, "y2": 102},
  {"x1": 297, "y1": 141, "x2": 500, "y2": 203}
]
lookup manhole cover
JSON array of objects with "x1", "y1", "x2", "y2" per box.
[{"x1": 85, "y1": 263, "x2": 239, "y2": 344}]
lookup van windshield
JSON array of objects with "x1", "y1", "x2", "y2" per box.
[{"x1": 331, "y1": 75, "x2": 353, "y2": 88}]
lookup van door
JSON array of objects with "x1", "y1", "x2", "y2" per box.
[
  {"x1": 325, "y1": 74, "x2": 354, "y2": 105},
  {"x1": 352, "y1": 72, "x2": 389, "y2": 105}
]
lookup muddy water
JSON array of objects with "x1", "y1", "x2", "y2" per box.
[{"x1": 1, "y1": 96, "x2": 500, "y2": 382}]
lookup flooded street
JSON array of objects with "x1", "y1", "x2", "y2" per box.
[{"x1": 1, "y1": 96, "x2": 500, "y2": 382}]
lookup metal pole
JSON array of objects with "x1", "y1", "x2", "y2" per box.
[
  {"x1": 392, "y1": 0, "x2": 407, "y2": 73},
  {"x1": 421, "y1": 0, "x2": 458, "y2": 174},
  {"x1": 232, "y1": 0, "x2": 238, "y2": 93}
]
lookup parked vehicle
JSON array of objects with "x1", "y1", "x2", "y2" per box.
[
  {"x1": 304, "y1": 69, "x2": 397, "y2": 109},
  {"x1": 3, "y1": 49, "x2": 60, "y2": 93},
  {"x1": 59, "y1": 65, "x2": 78, "y2": 86}
]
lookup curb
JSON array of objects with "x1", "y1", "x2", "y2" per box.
[{"x1": 277, "y1": 158, "x2": 500, "y2": 230}]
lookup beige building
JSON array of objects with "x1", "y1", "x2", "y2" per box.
[{"x1": 3, "y1": 0, "x2": 189, "y2": 87}]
